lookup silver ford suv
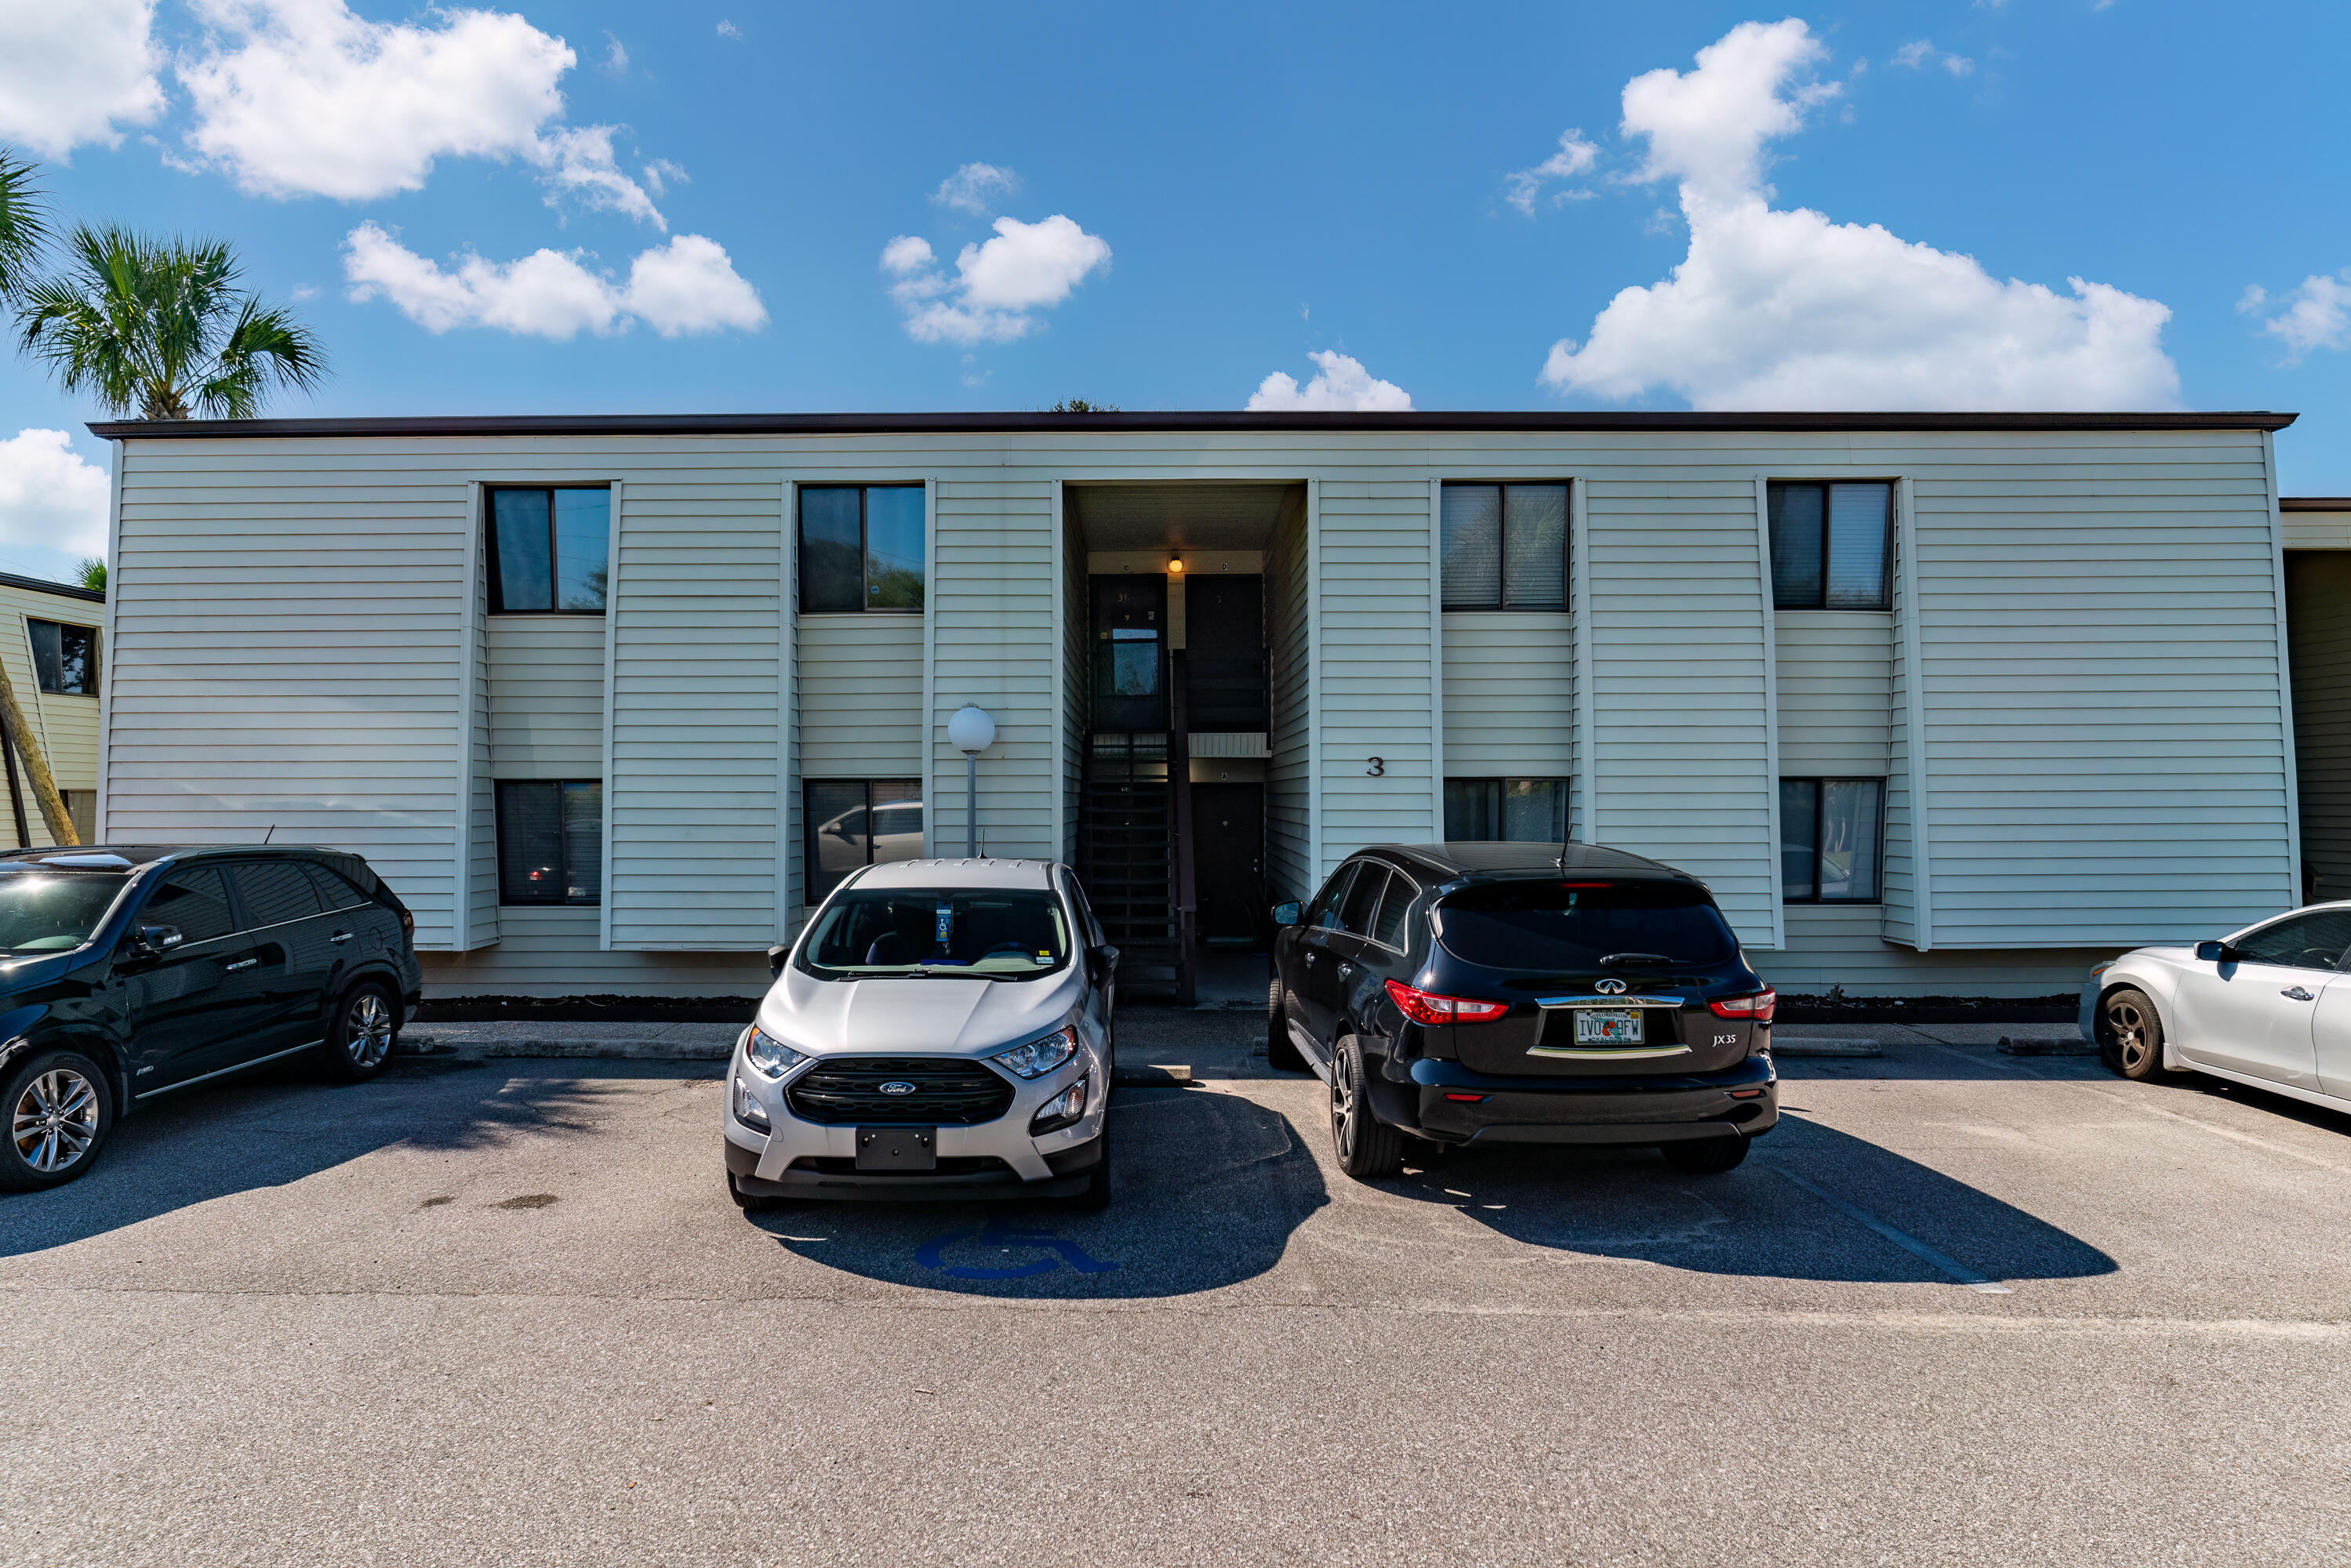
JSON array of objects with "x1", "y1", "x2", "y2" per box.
[{"x1": 723, "y1": 858, "x2": 1117, "y2": 1209}]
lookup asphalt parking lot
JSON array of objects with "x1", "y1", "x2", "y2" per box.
[{"x1": 9, "y1": 1013, "x2": 2351, "y2": 1566}]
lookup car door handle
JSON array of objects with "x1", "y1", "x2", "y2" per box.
[
  {"x1": 1339, "y1": 962, "x2": 1355, "y2": 976},
  {"x1": 329, "y1": 931, "x2": 354, "y2": 944},
  {"x1": 1303, "y1": 951, "x2": 1317, "y2": 965},
  {"x1": 2282, "y1": 985, "x2": 2316, "y2": 1001},
  {"x1": 224, "y1": 958, "x2": 259, "y2": 972}
]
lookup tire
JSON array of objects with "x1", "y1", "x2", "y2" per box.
[
  {"x1": 1330, "y1": 1036, "x2": 1405, "y2": 1178},
  {"x1": 1662, "y1": 1136, "x2": 1750, "y2": 1175},
  {"x1": 1064, "y1": 1121, "x2": 1113, "y2": 1211},
  {"x1": 1266, "y1": 978, "x2": 1306, "y2": 1072},
  {"x1": 728, "y1": 1171, "x2": 781, "y2": 1212},
  {"x1": 2098, "y1": 986, "x2": 2169, "y2": 1082},
  {"x1": 1, "y1": 1047, "x2": 113, "y2": 1192},
  {"x1": 318, "y1": 980, "x2": 398, "y2": 1083}
]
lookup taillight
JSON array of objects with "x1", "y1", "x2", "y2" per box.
[
  {"x1": 1708, "y1": 989, "x2": 1776, "y2": 1023},
  {"x1": 398, "y1": 906, "x2": 415, "y2": 939},
  {"x1": 1384, "y1": 978, "x2": 1510, "y2": 1026}
]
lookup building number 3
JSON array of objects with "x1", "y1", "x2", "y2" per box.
[{"x1": 1365, "y1": 757, "x2": 1385, "y2": 777}]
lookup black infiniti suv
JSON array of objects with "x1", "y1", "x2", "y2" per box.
[{"x1": 1269, "y1": 843, "x2": 1778, "y2": 1178}]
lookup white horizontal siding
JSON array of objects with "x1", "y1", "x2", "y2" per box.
[
  {"x1": 1775, "y1": 611, "x2": 1892, "y2": 777},
  {"x1": 929, "y1": 477, "x2": 1056, "y2": 859},
  {"x1": 487, "y1": 619, "x2": 605, "y2": 777},
  {"x1": 1765, "y1": 904, "x2": 2109, "y2": 997},
  {"x1": 0, "y1": 579, "x2": 104, "y2": 847},
  {"x1": 798, "y1": 615, "x2": 922, "y2": 777},
  {"x1": 1441, "y1": 612, "x2": 1574, "y2": 782},
  {"x1": 421, "y1": 905, "x2": 767, "y2": 997},
  {"x1": 1317, "y1": 478, "x2": 1436, "y2": 873}
]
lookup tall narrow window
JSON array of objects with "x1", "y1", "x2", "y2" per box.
[
  {"x1": 1768, "y1": 482, "x2": 1891, "y2": 609},
  {"x1": 1441, "y1": 483, "x2": 1568, "y2": 610},
  {"x1": 1444, "y1": 779, "x2": 1569, "y2": 843},
  {"x1": 488, "y1": 488, "x2": 610, "y2": 613},
  {"x1": 805, "y1": 779, "x2": 924, "y2": 904},
  {"x1": 496, "y1": 780, "x2": 604, "y2": 905},
  {"x1": 1779, "y1": 778, "x2": 1884, "y2": 902},
  {"x1": 798, "y1": 485, "x2": 926, "y2": 612},
  {"x1": 27, "y1": 619, "x2": 97, "y2": 695}
]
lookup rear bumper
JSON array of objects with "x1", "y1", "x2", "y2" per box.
[{"x1": 1389, "y1": 1054, "x2": 1778, "y2": 1146}]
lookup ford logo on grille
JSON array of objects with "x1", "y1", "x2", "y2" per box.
[
  {"x1": 878, "y1": 1080, "x2": 918, "y2": 1095},
  {"x1": 1595, "y1": 978, "x2": 1628, "y2": 996}
]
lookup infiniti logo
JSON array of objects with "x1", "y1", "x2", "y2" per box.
[
  {"x1": 1595, "y1": 978, "x2": 1629, "y2": 996},
  {"x1": 878, "y1": 1080, "x2": 917, "y2": 1095}
]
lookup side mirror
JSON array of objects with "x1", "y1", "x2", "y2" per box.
[
  {"x1": 1088, "y1": 943, "x2": 1120, "y2": 982},
  {"x1": 1272, "y1": 902, "x2": 1302, "y2": 927},
  {"x1": 136, "y1": 924, "x2": 184, "y2": 954},
  {"x1": 766, "y1": 942, "x2": 790, "y2": 980},
  {"x1": 2195, "y1": 940, "x2": 2237, "y2": 964}
]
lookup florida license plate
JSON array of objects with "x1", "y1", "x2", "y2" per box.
[
  {"x1": 856, "y1": 1127, "x2": 937, "y2": 1171},
  {"x1": 1575, "y1": 1010, "x2": 1644, "y2": 1045}
]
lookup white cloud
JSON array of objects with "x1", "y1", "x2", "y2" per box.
[
  {"x1": 1505, "y1": 129, "x2": 1601, "y2": 215},
  {"x1": 884, "y1": 214, "x2": 1111, "y2": 345},
  {"x1": 1894, "y1": 38, "x2": 1975, "y2": 77},
  {"x1": 1539, "y1": 19, "x2": 2178, "y2": 411},
  {"x1": 717, "y1": 19, "x2": 741, "y2": 38},
  {"x1": 0, "y1": 431, "x2": 110, "y2": 560},
  {"x1": 641, "y1": 158, "x2": 687, "y2": 198},
  {"x1": 933, "y1": 162, "x2": 1020, "y2": 216},
  {"x1": 180, "y1": 0, "x2": 664, "y2": 224},
  {"x1": 0, "y1": 0, "x2": 164, "y2": 158},
  {"x1": 2242, "y1": 273, "x2": 2351, "y2": 362},
  {"x1": 1246, "y1": 351, "x2": 1413, "y2": 412},
  {"x1": 343, "y1": 222, "x2": 765, "y2": 339},
  {"x1": 600, "y1": 35, "x2": 627, "y2": 74}
]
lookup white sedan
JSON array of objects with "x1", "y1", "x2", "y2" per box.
[{"x1": 2083, "y1": 902, "x2": 2351, "y2": 1110}]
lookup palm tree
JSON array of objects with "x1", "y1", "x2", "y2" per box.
[
  {"x1": 0, "y1": 147, "x2": 50, "y2": 299},
  {"x1": 16, "y1": 224, "x2": 325, "y2": 420}
]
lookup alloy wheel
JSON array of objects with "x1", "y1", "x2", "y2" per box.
[
  {"x1": 12, "y1": 1067, "x2": 99, "y2": 1174},
  {"x1": 347, "y1": 991, "x2": 395, "y2": 1069},
  {"x1": 2104, "y1": 996, "x2": 2153, "y2": 1073},
  {"x1": 1330, "y1": 1055, "x2": 1357, "y2": 1162}
]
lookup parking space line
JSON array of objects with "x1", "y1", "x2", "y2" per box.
[{"x1": 1774, "y1": 1167, "x2": 2014, "y2": 1295}]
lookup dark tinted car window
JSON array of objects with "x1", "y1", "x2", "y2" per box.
[
  {"x1": 146, "y1": 867, "x2": 237, "y2": 945},
  {"x1": 1307, "y1": 864, "x2": 1356, "y2": 931},
  {"x1": 1339, "y1": 866, "x2": 1389, "y2": 935},
  {"x1": 0, "y1": 868, "x2": 127, "y2": 952},
  {"x1": 230, "y1": 861, "x2": 325, "y2": 927},
  {"x1": 1434, "y1": 880, "x2": 1737, "y2": 969},
  {"x1": 302, "y1": 864, "x2": 364, "y2": 911},
  {"x1": 2234, "y1": 909, "x2": 2351, "y2": 970},
  {"x1": 1371, "y1": 876, "x2": 1415, "y2": 949}
]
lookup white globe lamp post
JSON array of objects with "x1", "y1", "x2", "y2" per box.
[{"x1": 947, "y1": 705, "x2": 996, "y2": 857}]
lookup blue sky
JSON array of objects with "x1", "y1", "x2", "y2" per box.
[{"x1": 1, "y1": 1, "x2": 2348, "y2": 583}]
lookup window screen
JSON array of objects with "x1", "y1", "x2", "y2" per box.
[
  {"x1": 27, "y1": 619, "x2": 97, "y2": 695},
  {"x1": 230, "y1": 862, "x2": 324, "y2": 927},
  {"x1": 1779, "y1": 778, "x2": 1884, "y2": 902},
  {"x1": 1339, "y1": 865, "x2": 1390, "y2": 935},
  {"x1": 1444, "y1": 779, "x2": 1568, "y2": 843},
  {"x1": 146, "y1": 866, "x2": 236, "y2": 944},
  {"x1": 1768, "y1": 482, "x2": 1890, "y2": 610},
  {"x1": 798, "y1": 486, "x2": 926, "y2": 612},
  {"x1": 496, "y1": 780, "x2": 604, "y2": 904},
  {"x1": 1441, "y1": 483, "x2": 1568, "y2": 610},
  {"x1": 804, "y1": 779, "x2": 924, "y2": 904},
  {"x1": 489, "y1": 488, "x2": 609, "y2": 613}
]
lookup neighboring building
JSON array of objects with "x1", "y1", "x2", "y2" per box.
[
  {"x1": 2281, "y1": 498, "x2": 2351, "y2": 906},
  {"x1": 0, "y1": 572, "x2": 104, "y2": 845},
  {"x1": 89, "y1": 409, "x2": 2302, "y2": 999}
]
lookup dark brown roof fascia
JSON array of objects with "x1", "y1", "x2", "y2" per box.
[
  {"x1": 2280, "y1": 497, "x2": 2351, "y2": 510},
  {"x1": 0, "y1": 570, "x2": 103, "y2": 604},
  {"x1": 88, "y1": 409, "x2": 2300, "y2": 440}
]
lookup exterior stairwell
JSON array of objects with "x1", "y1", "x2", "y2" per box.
[{"x1": 1077, "y1": 735, "x2": 1182, "y2": 999}]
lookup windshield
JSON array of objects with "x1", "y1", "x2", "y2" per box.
[
  {"x1": 0, "y1": 868, "x2": 130, "y2": 954},
  {"x1": 795, "y1": 888, "x2": 1072, "y2": 981},
  {"x1": 1433, "y1": 880, "x2": 1737, "y2": 971}
]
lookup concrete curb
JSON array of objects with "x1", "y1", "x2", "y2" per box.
[{"x1": 1771, "y1": 1037, "x2": 1883, "y2": 1058}]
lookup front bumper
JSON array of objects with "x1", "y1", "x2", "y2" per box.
[
  {"x1": 721, "y1": 1040, "x2": 1106, "y2": 1201},
  {"x1": 1386, "y1": 1054, "x2": 1779, "y2": 1146}
]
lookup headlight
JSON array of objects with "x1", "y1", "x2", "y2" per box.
[
  {"x1": 732, "y1": 1075, "x2": 772, "y2": 1130},
  {"x1": 992, "y1": 1025, "x2": 1080, "y2": 1080},
  {"x1": 743, "y1": 1026, "x2": 805, "y2": 1079}
]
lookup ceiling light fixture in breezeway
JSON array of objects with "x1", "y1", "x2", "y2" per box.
[{"x1": 948, "y1": 705, "x2": 997, "y2": 857}]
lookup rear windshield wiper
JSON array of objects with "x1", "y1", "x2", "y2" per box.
[{"x1": 1597, "y1": 952, "x2": 1673, "y2": 967}]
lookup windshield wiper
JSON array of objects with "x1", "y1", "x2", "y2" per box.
[{"x1": 1597, "y1": 952, "x2": 1673, "y2": 967}]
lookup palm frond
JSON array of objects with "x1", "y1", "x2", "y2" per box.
[
  {"x1": 0, "y1": 147, "x2": 51, "y2": 299},
  {"x1": 197, "y1": 296, "x2": 329, "y2": 419}
]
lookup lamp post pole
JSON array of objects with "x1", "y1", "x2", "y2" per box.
[
  {"x1": 947, "y1": 705, "x2": 997, "y2": 860},
  {"x1": 966, "y1": 752, "x2": 979, "y2": 857}
]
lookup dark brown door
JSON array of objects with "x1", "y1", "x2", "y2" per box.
[
  {"x1": 1092, "y1": 575, "x2": 1166, "y2": 733},
  {"x1": 1190, "y1": 782, "x2": 1266, "y2": 944}
]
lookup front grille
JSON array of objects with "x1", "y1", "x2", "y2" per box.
[
  {"x1": 785, "y1": 1056, "x2": 1015, "y2": 1126},
  {"x1": 787, "y1": 1156, "x2": 1014, "y2": 1178}
]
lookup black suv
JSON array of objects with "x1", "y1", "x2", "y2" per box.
[
  {"x1": 1270, "y1": 842, "x2": 1778, "y2": 1178},
  {"x1": 0, "y1": 845, "x2": 423, "y2": 1192}
]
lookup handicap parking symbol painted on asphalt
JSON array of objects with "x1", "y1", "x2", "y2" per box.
[{"x1": 916, "y1": 1217, "x2": 1119, "y2": 1279}]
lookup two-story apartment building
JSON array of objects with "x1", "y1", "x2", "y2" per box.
[
  {"x1": 0, "y1": 571, "x2": 104, "y2": 846},
  {"x1": 88, "y1": 408, "x2": 2302, "y2": 999}
]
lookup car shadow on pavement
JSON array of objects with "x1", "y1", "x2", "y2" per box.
[
  {"x1": 0, "y1": 1055, "x2": 634, "y2": 1259},
  {"x1": 1379, "y1": 1112, "x2": 2118, "y2": 1286},
  {"x1": 749, "y1": 1085, "x2": 1327, "y2": 1298}
]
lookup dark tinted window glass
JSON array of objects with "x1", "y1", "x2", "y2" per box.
[
  {"x1": 1446, "y1": 779, "x2": 1567, "y2": 842},
  {"x1": 552, "y1": 489, "x2": 610, "y2": 611},
  {"x1": 0, "y1": 869, "x2": 125, "y2": 951},
  {"x1": 2235, "y1": 910, "x2": 2351, "y2": 970},
  {"x1": 231, "y1": 861, "x2": 324, "y2": 927},
  {"x1": 1434, "y1": 880, "x2": 1737, "y2": 969},
  {"x1": 1441, "y1": 485, "x2": 1501, "y2": 610},
  {"x1": 1826, "y1": 484, "x2": 1891, "y2": 608},
  {"x1": 1339, "y1": 865, "x2": 1389, "y2": 935},
  {"x1": 1818, "y1": 779, "x2": 1882, "y2": 901},
  {"x1": 301, "y1": 864, "x2": 368, "y2": 911},
  {"x1": 29, "y1": 619, "x2": 96, "y2": 695},
  {"x1": 560, "y1": 782, "x2": 602, "y2": 902},
  {"x1": 1307, "y1": 864, "x2": 1356, "y2": 930},
  {"x1": 805, "y1": 779, "x2": 925, "y2": 905},
  {"x1": 147, "y1": 866, "x2": 237, "y2": 944},
  {"x1": 1371, "y1": 877, "x2": 1414, "y2": 948},
  {"x1": 497, "y1": 781, "x2": 601, "y2": 905},
  {"x1": 1779, "y1": 779, "x2": 1818, "y2": 899},
  {"x1": 491, "y1": 488, "x2": 554, "y2": 612},
  {"x1": 1769, "y1": 483, "x2": 1826, "y2": 608},
  {"x1": 1503, "y1": 485, "x2": 1568, "y2": 609},
  {"x1": 800, "y1": 487, "x2": 867, "y2": 612},
  {"x1": 863, "y1": 487, "x2": 926, "y2": 610}
]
